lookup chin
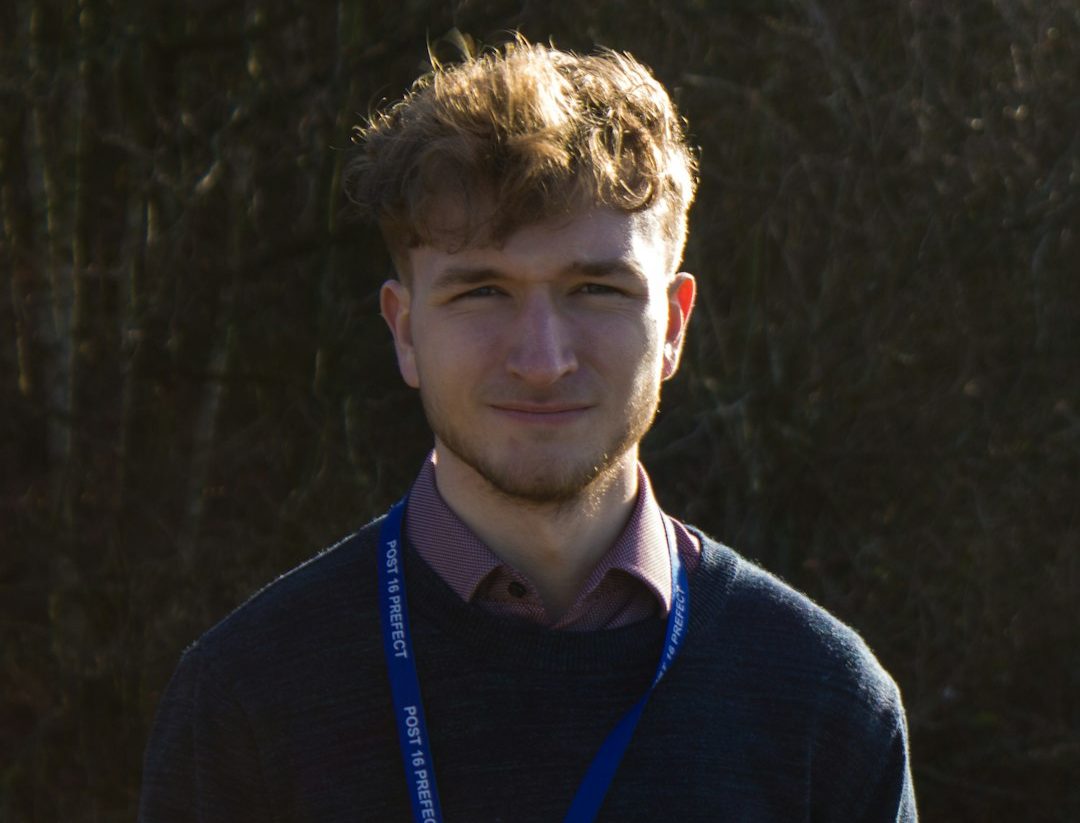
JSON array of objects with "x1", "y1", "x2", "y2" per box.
[
  {"x1": 463, "y1": 447, "x2": 630, "y2": 505},
  {"x1": 424, "y1": 391, "x2": 656, "y2": 505}
]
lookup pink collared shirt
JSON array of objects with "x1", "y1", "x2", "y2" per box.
[{"x1": 404, "y1": 454, "x2": 700, "y2": 631}]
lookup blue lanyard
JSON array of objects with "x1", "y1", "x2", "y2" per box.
[{"x1": 377, "y1": 496, "x2": 690, "y2": 823}]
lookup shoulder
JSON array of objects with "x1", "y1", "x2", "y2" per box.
[
  {"x1": 182, "y1": 516, "x2": 385, "y2": 682},
  {"x1": 680, "y1": 528, "x2": 917, "y2": 819},
  {"x1": 688, "y1": 528, "x2": 903, "y2": 715}
]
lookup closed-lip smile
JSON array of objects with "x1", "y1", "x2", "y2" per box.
[{"x1": 489, "y1": 403, "x2": 593, "y2": 421}]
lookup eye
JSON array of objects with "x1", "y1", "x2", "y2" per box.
[
  {"x1": 455, "y1": 285, "x2": 503, "y2": 299},
  {"x1": 575, "y1": 283, "x2": 622, "y2": 296}
]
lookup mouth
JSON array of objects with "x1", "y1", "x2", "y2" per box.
[{"x1": 489, "y1": 403, "x2": 593, "y2": 423}]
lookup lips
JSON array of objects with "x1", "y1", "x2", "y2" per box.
[
  {"x1": 488, "y1": 402, "x2": 593, "y2": 423},
  {"x1": 491, "y1": 403, "x2": 591, "y2": 414}
]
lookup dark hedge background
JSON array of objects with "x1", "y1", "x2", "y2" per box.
[{"x1": 1, "y1": 1, "x2": 1077, "y2": 820}]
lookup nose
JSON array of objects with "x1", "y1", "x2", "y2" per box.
[{"x1": 505, "y1": 293, "x2": 578, "y2": 386}]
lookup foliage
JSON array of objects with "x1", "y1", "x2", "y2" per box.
[{"x1": 1, "y1": 1, "x2": 1077, "y2": 820}]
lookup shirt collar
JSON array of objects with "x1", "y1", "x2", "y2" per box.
[{"x1": 403, "y1": 451, "x2": 674, "y2": 615}]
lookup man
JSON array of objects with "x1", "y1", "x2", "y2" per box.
[{"x1": 139, "y1": 40, "x2": 917, "y2": 821}]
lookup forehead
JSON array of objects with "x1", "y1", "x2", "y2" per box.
[{"x1": 404, "y1": 207, "x2": 670, "y2": 287}]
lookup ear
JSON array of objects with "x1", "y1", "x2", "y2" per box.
[
  {"x1": 380, "y1": 279, "x2": 420, "y2": 388},
  {"x1": 661, "y1": 272, "x2": 696, "y2": 381}
]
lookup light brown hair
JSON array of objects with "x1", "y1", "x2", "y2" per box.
[{"x1": 344, "y1": 37, "x2": 698, "y2": 274}]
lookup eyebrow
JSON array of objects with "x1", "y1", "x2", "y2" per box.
[
  {"x1": 431, "y1": 259, "x2": 648, "y2": 292},
  {"x1": 565, "y1": 259, "x2": 649, "y2": 282},
  {"x1": 431, "y1": 267, "x2": 503, "y2": 292}
]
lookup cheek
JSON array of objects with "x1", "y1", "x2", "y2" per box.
[
  {"x1": 412, "y1": 322, "x2": 495, "y2": 386},
  {"x1": 582, "y1": 312, "x2": 665, "y2": 364}
]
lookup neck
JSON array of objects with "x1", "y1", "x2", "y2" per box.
[{"x1": 432, "y1": 445, "x2": 640, "y2": 622}]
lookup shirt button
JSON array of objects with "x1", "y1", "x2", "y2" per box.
[{"x1": 507, "y1": 581, "x2": 528, "y2": 598}]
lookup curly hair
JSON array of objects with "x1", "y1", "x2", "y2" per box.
[{"x1": 344, "y1": 38, "x2": 698, "y2": 273}]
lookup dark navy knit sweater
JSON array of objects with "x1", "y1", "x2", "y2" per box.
[{"x1": 139, "y1": 517, "x2": 917, "y2": 822}]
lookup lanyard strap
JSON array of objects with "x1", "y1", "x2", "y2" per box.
[
  {"x1": 377, "y1": 498, "x2": 444, "y2": 822},
  {"x1": 377, "y1": 496, "x2": 690, "y2": 823}
]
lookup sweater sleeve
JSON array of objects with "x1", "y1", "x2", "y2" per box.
[
  {"x1": 854, "y1": 695, "x2": 917, "y2": 823},
  {"x1": 138, "y1": 644, "x2": 274, "y2": 823},
  {"x1": 814, "y1": 670, "x2": 918, "y2": 823}
]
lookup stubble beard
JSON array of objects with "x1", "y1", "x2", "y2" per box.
[{"x1": 419, "y1": 381, "x2": 661, "y2": 507}]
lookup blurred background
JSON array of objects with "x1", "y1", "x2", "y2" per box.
[{"x1": 1, "y1": 0, "x2": 1077, "y2": 820}]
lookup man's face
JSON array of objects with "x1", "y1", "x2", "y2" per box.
[{"x1": 380, "y1": 207, "x2": 695, "y2": 504}]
